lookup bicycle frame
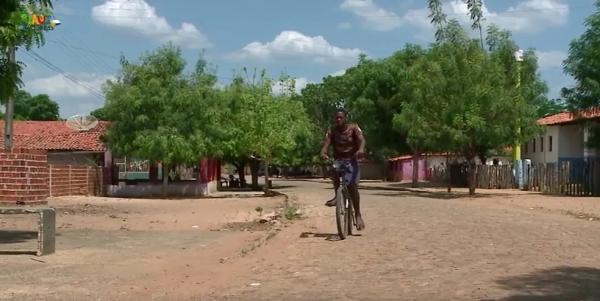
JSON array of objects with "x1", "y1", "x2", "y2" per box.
[{"x1": 330, "y1": 160, "x2": 355, "y2": 239}]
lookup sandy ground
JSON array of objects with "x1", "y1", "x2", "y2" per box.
[
  {"x1": 0, "y1": 193, "x2": 287, "y2": 300},
  {"x1": 2, "y1": 180, "x2": 600, "y2": 300}
]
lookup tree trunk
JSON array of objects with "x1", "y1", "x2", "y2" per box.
[
  {"x1": 478, "y1": 152, "x2": 487, "y2": 166},
  {"x1": 282, "y1": 166, "x2": 289, "y2": 179},
  {"x1": 232, "y1": 160, "x2": 247, "y2": 188},
  {"x1": 264, "y1": 159, "x2": 270, "y2": 193},
  {"x1": 467, "y1": 156, "x2": 477, "y2": 196},
  {"x1": 446, "y1": 154, "x2": 452, "y2": 193},
  {"x1": 162, "y1": 163, "x2": 169, "y2": 197},
  {"x1": 250, "y1": 158, "x2": 260, "y2": 189},
  {"x1": 236, "y1": 162, "x2": 246, "y2": 188},
  {"x1": 412, "y1": 151, "x2": 419, "y2": 188}
]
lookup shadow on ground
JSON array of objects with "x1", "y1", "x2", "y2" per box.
[
  {"x1": 363, "y1": 187, "x2": 515, "y2": 200},
  {"x1": 300, "y1": 232, "x2": 363, "y2": 241},
  {"x1": 0, "y1": 230, "x2": 37, "y2": 244},
  {"x1": 484, "y1": 266, "x2": 600, "y2": 301}
]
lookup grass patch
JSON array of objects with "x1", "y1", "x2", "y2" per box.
[{"x1": 281, "y1": 196, "x2": 302, "y2": 220}]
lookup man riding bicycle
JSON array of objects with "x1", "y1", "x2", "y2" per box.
[{"x1": 320, "y1": 109, "x2": 366, "y2": 231}]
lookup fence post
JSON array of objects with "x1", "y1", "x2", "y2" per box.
[
  {"x1": 68, "y1": 165, "x2": 72, "y2": 196},
  {"x1": 86, "y1": 166, "x2": 90, "y2": 196}
]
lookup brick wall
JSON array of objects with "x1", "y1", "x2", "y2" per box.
[
  {"x1": 0, "y1": 149, "x2": 104, "y2": 205},
  {"x1": 0, "y1": 149, "x2": 49, "y2": 205},
  {"x1": 49, "y1": 165, "x2": 103, "y2": 197}
]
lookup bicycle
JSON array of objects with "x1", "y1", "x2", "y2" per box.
[{"x1": 329, "y1": 159, "x2": 356, "y2": 240}]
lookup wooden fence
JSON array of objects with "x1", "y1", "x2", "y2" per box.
[
  {"x1": 475, "y1": 165, "x2": 514, "y2": 189},
  {"x1": 525, "y1": 160, "x2": 600, "y2": 197},
  {"x1": 429, "y1": 164, "x2": 511, "y2": 189},
  {"x1": 49, "y1": 165, "x2": 103, "y2": 197},
  {"x1": 426, "y1": 160, "x2": 600, "y2": 196}
]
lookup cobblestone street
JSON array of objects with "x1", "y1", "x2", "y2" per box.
[{"x1": 208, "y1": 180, "x2": 600, "y2": 301}]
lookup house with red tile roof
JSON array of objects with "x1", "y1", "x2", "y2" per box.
[
  {"x1": 0, "y1": 120, "x2": 221, "y2": 197},
  {"x1": 522, "y1": 107, "x2": 600, "y2": 164},
  {"x1": 0, "y1": 120, "x2": 108, "y2": 166}
]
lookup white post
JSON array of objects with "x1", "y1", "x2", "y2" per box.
[{"x1": 584, "y1": 123, "x2": 597, "y2": 160}]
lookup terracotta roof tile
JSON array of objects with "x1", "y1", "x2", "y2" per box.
[
  {"x1": 538, "y1": 107, "x2": 600, "y2": 126},
  {"x1": 0, "y1": 120, "x2": 108, "y2": 152}
]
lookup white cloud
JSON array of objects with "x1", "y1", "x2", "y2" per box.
[
  {"x1": 234, "y1": 31, "x2": 363, "y2": 64},
  {"x1": 91, "y1": 0, "x2": 211, "y2": 49},
  {"x1": 272, "y1": 77, "x2": 311, "y2": 95},
  {"x1": 24, "y1": 73, "x2": 114, "y2": 117},
  {"x1": 536, "y1": 50, "x2": 567, "y2": 69},
  {"x1": 340, "y1": 0, "x2": 402, "y2": 31},
  {"x1": 486, "y1": 0, "x2": 569, "y2": 33},
  {"x1": 25, "y1": 73, "x2": 112, "y2": 98},
  {"x1": 331, "y1": 69, "x2": 347, "y2": 77},
  {"x1": 294, "y1": 77, "x2": 310, "y2": 92},
  {"x1": 342, "y1": 0, "x2": 569, "y2": 34}
]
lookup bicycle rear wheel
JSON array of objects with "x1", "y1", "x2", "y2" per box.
[
  {"x1": 335, "y1": 186, "x2": 348, "y2": 240},
  {"x1": 347, "y1": 197, "x2": 354, "y2": 236}
]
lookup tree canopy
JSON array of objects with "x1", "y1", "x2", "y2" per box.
[
  {"x1": 562, "y1": 0, "x2": 600, "y2": 147},
  {"x1": 1, "y1": 0, "x2": 54, "y2": 101},
  {"x1": 99, "y1": 45, "x2": 316, "y2": 189},
  {"x1": 2, "y1": 90, "x2": 60, "y2": 120},
  {"x1": 101, "y1": 45, "x2": 218, "y2": 169}
]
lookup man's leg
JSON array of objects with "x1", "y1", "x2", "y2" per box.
[
  {"x1": 348, "y1": 161, "x2": 365, "y2": 230},
  {"x1": 348, "y1": 183, "x2": 365, "y2": 230},
  {"x1": 325, "y1": 174, "x2": 340, "y2": 207}
]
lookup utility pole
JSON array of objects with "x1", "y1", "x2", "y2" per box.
[
  {"x1": 513, "y1": 49, "x2": 524, "y2": 189},
  {"x1": 4, "y1": 46, "x2": 16, "y2": 150}
]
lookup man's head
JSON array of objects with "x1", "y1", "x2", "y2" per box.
[{"x1": 335, "y1": 109, "x2": 347, "y2": 127}]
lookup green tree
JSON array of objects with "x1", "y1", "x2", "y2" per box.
[
  {"x1": 8, "y1": 90, "x2": 59, "y2": 120},
  {"x1": 101, "y1": 44, "x2": 219, "y2": 193},
  {"x1": 562, "y1": 0, "x2": 600, "y2": 147},
  {"x1": 465, "y1": 0, "x2": 485, "y2": 48},
  {"x1": 90, "y1": 106, "x2": 110, "y2": 121},
  {"x1": 395, "y1": 36, "x2": 540, "y2": 195},
  {"x1": 219, "y1": 71, "x2": 314, "y2": 189},
  {"x1": 1, "y1": 0, "x2": 54, "y2": 101},
  {"x1": 298, "y1": 52, "x2": 419, "y2": 162}
]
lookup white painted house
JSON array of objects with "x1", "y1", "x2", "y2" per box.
[{"x1": 522, "y1": 108, "x2": 600, "y2": 164}]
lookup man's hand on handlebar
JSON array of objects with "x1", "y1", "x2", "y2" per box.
[{"x1": 354, "y1": 150, "x2": 365, "y2": 161}]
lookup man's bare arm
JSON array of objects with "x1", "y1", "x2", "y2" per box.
[{"x1": 355, "y1": 126, "x2": 366, "y2": 156}]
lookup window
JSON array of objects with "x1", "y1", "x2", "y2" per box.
[
  {"x1": 541, "y1": 137, "x2": 544, "y2": 152},
  {"x1": 533, "y1": 138, "x2": 536, "y2": 153},
  {"x1": 549, "y1": 136, "x2": 553, "y2": 152}
]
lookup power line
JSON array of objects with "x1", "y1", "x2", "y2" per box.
[
  {"x1": 25, "y1": 50, "x2": 104, "y2": 97},
  {"x1": 47, "y1": 39, "x2": 119, "y2": 60},
  {"x1": 55, "y1": 31, "x2": 119, "y2": 69},
  {"x1": 23, "y1": 50, "x2": 105, "y2": 99},
  {"x1": 50, "y1": 38, "x2": 108, "y2": 75},
  {"x1": 50, "y1": 36, "x2": 115, "y2": 74}
]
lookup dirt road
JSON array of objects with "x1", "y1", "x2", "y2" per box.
[
  {"x1": 206, "y1": 180, "x2": 600, "y2": 301},
  {"x1": 2, "y1": 180, "x2": 600, "y2": 300}
]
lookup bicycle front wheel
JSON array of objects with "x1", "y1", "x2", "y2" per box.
[{"x1": 336, "y1": 186, "x2": 349, "y2": 240}]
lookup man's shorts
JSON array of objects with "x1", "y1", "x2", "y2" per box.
[{"x1": 333, "y1": 159, "x2": 360, "y2": 185}]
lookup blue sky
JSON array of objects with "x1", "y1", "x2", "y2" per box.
[{"x1": 19, "y1": 0, "x2": 596, "y2": 117}]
